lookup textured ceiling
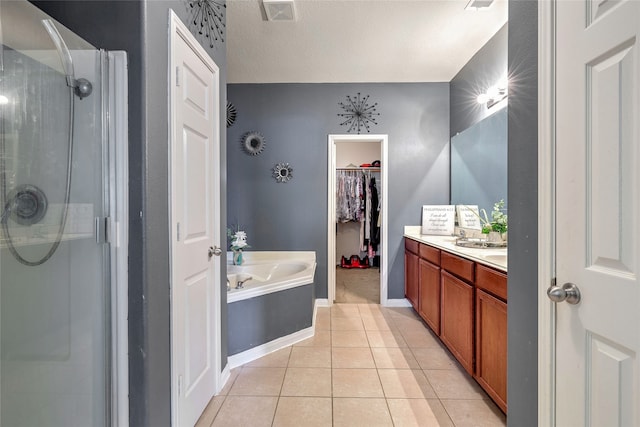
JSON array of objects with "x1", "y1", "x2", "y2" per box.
[{"x1": 227, "y1": 0, "x2": 508, "y2": 83}]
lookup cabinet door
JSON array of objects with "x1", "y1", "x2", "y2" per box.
[
  {"x1": 418, "y1": 259, "x2": 440, "y2": 334},
  {"x1": 440, "y1": 270, "x2": 474, "y2": 375},
  {"x1": 476, "y1": 289, "x2": 507, "y2": 413},
  {"x1": 404, "y1": 250, "x2": 419, "y2": 309}
]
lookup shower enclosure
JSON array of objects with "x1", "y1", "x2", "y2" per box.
[{"x1": 0, "y1": 2, "x2": 128, "y2": 426}]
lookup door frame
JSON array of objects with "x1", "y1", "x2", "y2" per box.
[
  {"x1": 538, "y1": 1, "x2": 556, "y2": 425},
  {"x1": 327, "y1": 134, "x2": 388, "y2": 305},
  {"x1": 168, "y1": 10, "x2": 222, "y2": 425}
]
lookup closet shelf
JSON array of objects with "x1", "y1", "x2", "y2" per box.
[{"x1": 336, "y1": 167, "x2": 381, "y2": 172}]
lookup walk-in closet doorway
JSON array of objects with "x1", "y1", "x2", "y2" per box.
[{"x1": 327, "y1": 135, "x2": 388, "y2": 306}]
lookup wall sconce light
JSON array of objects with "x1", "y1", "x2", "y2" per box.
[{"x1": 477, "y1": 81, "x2": 508, "y2": 108}]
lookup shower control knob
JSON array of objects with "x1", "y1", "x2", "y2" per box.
[
  {"x1": 74, "y1": 78, "x2": 93, "y2": 99},
  {"x1": 208, "y1": 246, "x2": 223, "y2": 260}
]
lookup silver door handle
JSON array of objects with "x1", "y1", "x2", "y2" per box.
[
  {"x1": 547, "y1": 282, "x2": 581, "y2": 305},
  {"x1": 208, "y1": 246, "x2": 223, "y2": 259}
]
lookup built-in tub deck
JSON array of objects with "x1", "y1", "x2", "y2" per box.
[{"x1": 227, "y1": 251, "x2": 316, "y2": 303}]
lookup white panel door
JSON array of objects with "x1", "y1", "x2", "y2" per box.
[
  {"x1": 170, "y1": 12, "x2": 221, "y2": 427},
  {"x1": 555, "y1": 1, "x2": 640, "y2": 425}
]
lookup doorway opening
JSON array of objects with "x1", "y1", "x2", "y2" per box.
[{"x1": 327, "y1": 134, "x2": 388, "y2": 306}]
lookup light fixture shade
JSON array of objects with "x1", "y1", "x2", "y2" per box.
[{"x1": 263, "y1": 0, "x2": 296, "y2": 21}]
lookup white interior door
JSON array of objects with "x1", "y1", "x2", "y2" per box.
[
  {"x1": 555, "y1": 1, "x2": 640, "y2": 425},
  {"x1": 169, "y1": 11, "x2": 221, "y2": 427}
]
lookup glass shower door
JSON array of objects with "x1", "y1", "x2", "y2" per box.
[{"x1": 0, "y1": 2, "x2": 110, "y2": 426}]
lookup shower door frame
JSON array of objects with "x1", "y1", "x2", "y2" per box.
[{"x1": 106, "y1": 50, "x2": 130, "y2": 427}]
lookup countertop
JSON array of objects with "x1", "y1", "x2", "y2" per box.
[{"x1": 403, "y1": 226, "x2": 507, "y2": 272}]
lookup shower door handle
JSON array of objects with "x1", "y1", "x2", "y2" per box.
[{"x1": 208, "y1": 246, "x2": 223, "y2": 260}]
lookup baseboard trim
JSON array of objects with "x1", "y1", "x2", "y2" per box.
[
  {"x1": 315, "y1": 298, "x2": 329, "y2": 308},
  {"x1": 228, "y1": 326, "x2": 315, "y2": 369},
  {"x1": 217, "y1": 363, "x2": 231, "y2": 394},
  {"x1": 383, "y1": 298, "x2": 412, "y2": 307},
  {"x1": 313, "y1": 299, "x2": 328, "y2": 327}
]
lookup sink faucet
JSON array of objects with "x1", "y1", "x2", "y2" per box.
[
  {"x1": 236, "y1": 276, "x2": 252, "y2": 289},
  {"x1": 226, "y1": 278, "x2": 231, "y2": 291}
]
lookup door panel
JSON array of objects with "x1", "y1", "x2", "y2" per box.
[
  {"x1": 555, "y1": 0, "x2": 640, "y2": 424},
  {"x1": 170, "y1": 15, "x2": 221, "y2": 426}
]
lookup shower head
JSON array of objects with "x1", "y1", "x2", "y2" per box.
[{"x1": 41, "y1": 19, "x2": 92, "y2": 99}]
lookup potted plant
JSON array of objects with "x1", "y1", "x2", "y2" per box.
[
  {"x1": 480, "y1": 200, "x2": 508, "y2": 242},
  {"x1": 228, "y1": 227, "x2": 250, "y2": 265}
]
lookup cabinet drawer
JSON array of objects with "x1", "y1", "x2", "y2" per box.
[
  {"x1": 441, "y1": 252, "x2": 475, "y2": 283},
  {"x1": 419, "y1": 244, "x2": 440, "y2": 265},
  {"x1": 405, "y1": 238, "x2": 419, "y2": 255},
  {"x1": 477, "y1": 264, "x2": 507, "y2": 301}
]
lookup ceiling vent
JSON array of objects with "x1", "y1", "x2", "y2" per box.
[
  {"x1": 465, "y1": 0, "x2": 494, "y2": 10},
  {"x1": 263, "y1": 0, "x2": 296, "y2": 21}
]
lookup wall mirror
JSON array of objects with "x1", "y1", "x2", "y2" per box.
[{"x1": 450, "y1": 107, "x2": 507, "y2": 215}]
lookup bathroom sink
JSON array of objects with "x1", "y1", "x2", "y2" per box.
[{"x1": 482, "y1": 254, "x2": 507, "y2": 264}]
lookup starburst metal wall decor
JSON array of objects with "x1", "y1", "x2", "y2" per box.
[
  {"x1": 227, "y1": 102, "x2": 237, "y2": 128},
  {"x1": 273, "y1": 163, "x2": 293, "y2": 183},
  {"x1": 337, "y1": 93, "x2": 380, "y2": 134},
  {"x1": 188, "y1": 0, "x2": 226, "y2": 48}
]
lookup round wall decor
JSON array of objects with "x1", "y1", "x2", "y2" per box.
[
  {"x1": 241, "y1": 131, "x2": 266, "y2": 156},
  {"x1": 226, "y1": 102, "x2": 237, "y2": 128},
  {"x1": 273, "y1": 163, "x2": 293, "y2": 183}
]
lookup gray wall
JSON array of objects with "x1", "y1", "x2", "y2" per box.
[
  {"x1": 507, "y1": 0, "x2": 538, "y2": 425},
  {"x1": 450, "y1": 24, "x2": 508, "y2": 138},
  {"x1": 29, "y1": 2, "x2": 228, "y2": 426},
  {"x1": 228, "y1": 284, "x2": 314, "y2": 355},
  {"x1": 227, "y1": 83, "x2": 450, "y2": 302}
]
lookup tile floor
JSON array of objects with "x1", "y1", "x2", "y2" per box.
[
  {"x1": 335, "y1": 267, "x2": 380, "y2": 304},
  {"x1": 197, "y1": 304, "x2": 506, "y2": 426}
]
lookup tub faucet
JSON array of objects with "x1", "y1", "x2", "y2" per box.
[{"x1": 236, "y1": 276, "x2": 252, "y2": 289}]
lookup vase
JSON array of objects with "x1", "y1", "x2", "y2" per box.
[
  {"x1": 233, "y1": 250, "x2": 243, "y2": 265},
  {"x1": 487, "y1": 231, "x2": 506, "y2": 244}
]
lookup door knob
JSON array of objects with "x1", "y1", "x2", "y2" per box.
[
  {"x1": 547, "y1": 282, "x2": 581, "y2": 305},
  {"x1": 208, "y1": 246, "x2": 223, "y2": 259}
]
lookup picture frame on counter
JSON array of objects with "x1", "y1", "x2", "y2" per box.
[
  {"x1": 421, "y1": 205, "x2": 455, "y2": 235},
  {"x1": 456, "y1": 205, "x2": 482, "y2": 230}
]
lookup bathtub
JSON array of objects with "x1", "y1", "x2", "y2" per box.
[{"x1": 227, "y1": 251, "x2": 316, "y2": 303}]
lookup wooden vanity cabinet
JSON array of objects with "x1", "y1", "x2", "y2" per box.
[
  {"x1": 475, "y1": 264, "x2": 508, "y2": 413},
  {"x1": 418, "y1": 245, "x2": 441, "y2": 334},
  {"x1": 403, "y1": 237, "x2": 508, "y2": 413},
  {"x1": 404, "y1": 239, "x2": 420, "y2": 309}
]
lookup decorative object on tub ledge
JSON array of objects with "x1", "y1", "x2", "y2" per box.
[
  {"x1": 241, "y1": 131, "x2": 266, "y2": 156},
  {"x1": 228, "y1": 227, "x2": 249, "y2": 265},
  {"x1": 187, "y1": 0, "x2": 226, "y2": 48},
  {"x1": 337, "y1": 92, "x2": 380, "y2": 134},
  {"x1": 226, "y1": 102, "x2": 237, "y2": 128},
  {"x1": 273, "y1": 162, "x2": 293, "y2": 183}
]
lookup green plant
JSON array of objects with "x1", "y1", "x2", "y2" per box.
[
  {"x1": 479, "y1": 200, "x2": 508, "y2": 234},
  {"x1": 472, "y1": 199, "x2": 508, "y2": 234}
]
